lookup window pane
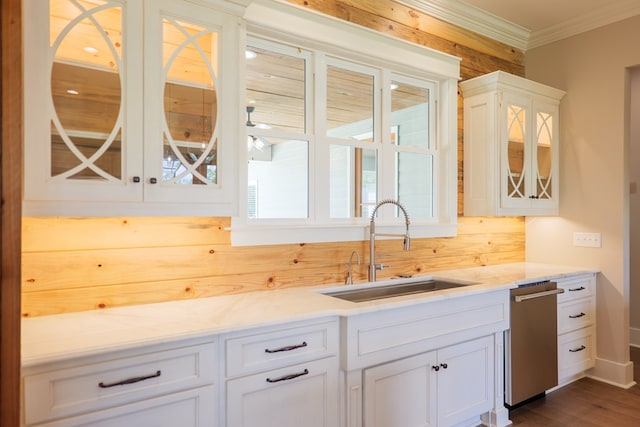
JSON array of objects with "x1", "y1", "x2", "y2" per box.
[
  {"x1": 329, "y1": 145, "x2": 377, "y2": 218},
  {"x1": 246, "y1": 46, "x2": 306, "y2": 134},
  {"x1": 397, "y1": 152, "x2": 433, "y2": 218},
  {"x1": 326, "y1": 65, "x2": 374, "y2": 139},
  {"x1": 392, "y1": 81, "x2": 430, "y2": 149},
  {"x1": 247, "y1": 136, "x2": 308, "y2": 219}
]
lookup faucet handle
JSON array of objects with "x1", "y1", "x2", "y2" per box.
[{"x1": 375, "y1": 263, "x2": 388, "y2": 271}]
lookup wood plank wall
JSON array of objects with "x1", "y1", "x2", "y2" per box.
[
  {"x1": 3, "y1": 0, "x2": 23, "y2": 424},
  {"x1": 21, "y1": 0, "x2": 526, "y2": 317}
]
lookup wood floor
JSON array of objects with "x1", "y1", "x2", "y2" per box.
[{"x1": 509, "y1": 347, "x2": 640, "y2": 426}]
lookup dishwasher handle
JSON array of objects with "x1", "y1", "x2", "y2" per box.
[{"x1": 514, "y1": 288, "x2": 564, "y2": 303}]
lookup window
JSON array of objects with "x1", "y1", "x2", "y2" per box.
[{"x1": 233, "y1": 2, "x2": 459, "y2": 245}]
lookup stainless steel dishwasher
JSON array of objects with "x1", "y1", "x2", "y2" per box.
[{"x1": 505, "y1": 280, "x2": 564, "y2": 407}]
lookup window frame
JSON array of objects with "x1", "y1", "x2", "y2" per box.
[{"x1": 232, "y1": 0, "x2": 460, "y2": 246}]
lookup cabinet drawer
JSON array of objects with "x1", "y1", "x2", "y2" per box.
[
  {"x1": 24, "y1": 342, "x2": 216, "y2": 425},
  {"x1": 225, "y1": 319, "x2": 338, "y2": 377},
  {"x1": 32, "y1": 386, "x2": 216, "y2": 427},
  {"x1": 226, "y1": 357, "x2": 339, "y2": 427},
  {"x1": 558, "y1": 326, "x2": 595, "y2": 380},
  {"x1": 557, "y1": 274, "x2": 595, "y2": 304},
  {"x1": 558, "y1": 298, "x2": 595, "y2": 334}
]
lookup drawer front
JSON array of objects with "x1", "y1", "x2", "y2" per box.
[
  {"x1": 34, "y1": 386, "x2": 216, "y2": 427},
  {"x1": 557, "y1": 274, "x2": 595, "y2": 304},
  {"x1": 24, "y1": 342, "x2": 216, "y2": 425},
  {"x1": 343, "y1": 290, "x2": 510, "y2": 370},
  {"x1": 226, "y1": 357, "x2": 339, "y2": 427},
  {"x1": 558, "y1": 298, "x2": 595, "y2": 334},
  {"x1": 558, "y1": 326, "x2": 595, "y2": 381},
  {"x1": 225, "y1": 319, "x2": 339, "y2": 378}
]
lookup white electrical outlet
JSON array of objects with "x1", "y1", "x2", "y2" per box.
[{"x1": 573, "y1": 232, "x2": 602, "y2": 248}]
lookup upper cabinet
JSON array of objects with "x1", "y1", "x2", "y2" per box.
[
  {"x1": 23, "y1": 0, "x2": 246, "y2": 216},
  {"x1": 460, "y1": 71, "x2": 566, "y2": 216}
]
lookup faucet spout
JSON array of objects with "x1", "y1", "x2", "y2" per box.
[{"x1": 368, "y1": 199, "x2": 411, "y2": 282}]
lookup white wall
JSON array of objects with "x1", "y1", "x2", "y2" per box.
[{"x1": 524, "y1": 15, "x2": 640, "y2": 387}]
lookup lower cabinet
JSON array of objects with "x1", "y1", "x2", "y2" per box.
[
  {"x1": 226, "y1": 357, "x2": 339, "y2": 427},
  {"x1": 32, "y1": 386, "x2": 216, "y2": 427},
  {"x1": 363, "y1": 336, "x2": 494, "y2": 427},
  {"x1": 22, "y1": 340, "x2": 217, "y2": 427},
  {"x1": 222, "y1": 318, "x2": 340, "y2": 427},
  {"x1": 556, "y1": 273, "x2": 597, "y2": 384}
]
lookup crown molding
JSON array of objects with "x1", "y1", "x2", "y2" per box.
[
  {"x1": 396, "y1": 0, "x2": 529, "y2": 51},
  {"x1": 397, "y1": 0, "x2": 640, "y2": 51},
  {"x1": 528, "y1": 0, "x2": 640, "y2": 50}
]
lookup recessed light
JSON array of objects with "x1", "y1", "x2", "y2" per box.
[
  {"x1": 83, "y1": 46, "x2": 98, "y2": 54},
  {"x1": 245, "y1": 50, "x2": 257, "y2": 59},
  {"x1": 390, "y1": 83, "x2": 399, "y2": 90}
]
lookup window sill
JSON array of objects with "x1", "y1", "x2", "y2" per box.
[{"x1": 228, "y1": 219, "x2": 458, "y2": 246}]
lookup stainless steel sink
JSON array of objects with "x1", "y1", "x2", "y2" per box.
[{"x1": 322, "y1": 279, "x2": 476, "y2": 303}]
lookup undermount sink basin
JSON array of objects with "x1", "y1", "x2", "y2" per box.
[{"x1": 322, "y1": 279, "x2": 476, "y2": 303}]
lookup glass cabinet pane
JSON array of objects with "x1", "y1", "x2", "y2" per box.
[
  {"x1": 49, "y1": 0, "x2": 123, "y2": 181},
  {"x1": 536, "y1": 111, "x2": 553, "y2": 200},
  {"x1": 326, "y1": 65, "x2": 374, "y2": 139},
  {"x1": 506, "y1": 104, "x2": 526, "y2": 199},
  {"x1": 161, "y1": 17, "x2": 218, "y2": 186}
]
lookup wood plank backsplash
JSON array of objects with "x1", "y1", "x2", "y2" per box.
[
  {"x1": 21, "y1": 216, "x2": 524, "y2": 317},
  {"x1": 21, "y1": 0, "x2": 526, "y2": 317}
]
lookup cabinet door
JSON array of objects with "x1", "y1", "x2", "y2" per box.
[
  {"x1": 24, "y1": 0, "x2": 144, "y2": 203},
  {"x1": 530, "y1": 100, "x2": 559, "y2": 211},
  {"x1": 226, "y1": 357, "x2": 339, "y2": 427},
  {"x1": 143, "y1": 0, "x2": 239, "y2": 209},
  {"x1": 436, "y1": 336, "x2": 493, "y2": 427},
  {"x1": 363, "y1": 352, "x2": 437, "y2": 427},
  {"x1": 500, "y1": 92, "x2": 531, "y2": 210},
  {"x1": 500, "y1": 92, "x2": 559, "y2": 214}
]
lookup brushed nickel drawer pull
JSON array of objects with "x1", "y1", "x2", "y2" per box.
[
  {"x1": 569, "y1": 312, "x2": 586, "y2": 319},
  {"x1": 568, "y1": 286, "x2": 586, "y2": 292},
  {"x1": 266, "y1": 369, "x2": 309, "y2": 383},
  {"x1": 265, "y1": 341, "x2": 308, "y2": 353},
  {"x1": 98, "y1": 370, "x2": 161, "y2": 388},
  {"x1": 569, "y1": 345, "x2": 586, "y2": 353}
]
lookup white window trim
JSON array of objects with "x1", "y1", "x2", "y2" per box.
[{"x1": 231, "y1": 0, "x2": 460, "y2": 246}]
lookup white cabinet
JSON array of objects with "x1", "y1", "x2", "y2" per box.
[
  {"x1": 363, "y1": 336, "x2": 493, "y2": 427},
  {"x1": 23, "y1": 0, "x2": 245, "y2": 216},
  {"x1": 22, "y1": 340, "x2": 217, "y2": 427},
  {"x1": 342, "y1": 289, "x2": 511, "y2": 427},
  {"x1": 460, "y1": 71, "x2": 566, "y2": 216},
  {"x1": 556, "y1": 273, "x2": 597, "y2": 384},
  {"x1": 223, "y1": 319, "x2": 340, "y2": 427}
]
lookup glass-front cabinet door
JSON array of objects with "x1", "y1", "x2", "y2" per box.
[
  {"x1": 143, "y1": 0, "x2": 239, "y2": 207},
  {"x1": 24, "y1": 0, "x2": 242, "y2": 215},
  {"x1": 24, "y1": 0, "x2": 142, "y2": 204},
  {"x1": 500, "y1": 93, "x2": 559, "y2": 212}
]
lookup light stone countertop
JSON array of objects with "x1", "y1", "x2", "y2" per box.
[{"x1": 21, "y1": 262, "x2": 598, "y2": 368}]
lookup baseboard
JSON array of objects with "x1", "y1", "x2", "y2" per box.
[
  {"x1": 630, "y1": 327, "x2": 640, "y2": 347},
  {"x1": 588, "y1": 357, "x2": 636, "y2": 389}
]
